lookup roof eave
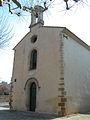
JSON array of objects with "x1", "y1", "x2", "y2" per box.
[{"x1": 62, "y1": 28, "x2": 90, "y2": 51}]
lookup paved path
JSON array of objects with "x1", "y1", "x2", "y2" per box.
[
  {"x1": 0, "y1": 109, "x2": 56, "y2": 120},
  {"x1": 0, "y1": 105, "x2": 90, "y2": 120}
]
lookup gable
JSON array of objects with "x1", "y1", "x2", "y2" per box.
[{"x1": 13, "y1": 26, "x2": 90, "y2": 51}]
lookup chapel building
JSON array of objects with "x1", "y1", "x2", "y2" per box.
[{"x1": 10, "y1": 6, "x2": 90, "y2": 117}]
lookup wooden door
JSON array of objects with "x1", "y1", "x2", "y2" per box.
[{"x1": 30, "y1": 82, "x2": 36, "y2": 111}]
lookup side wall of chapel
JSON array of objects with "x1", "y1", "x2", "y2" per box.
[{"x1": 64, "y1": 34, "x2": 90, "y2": 114}]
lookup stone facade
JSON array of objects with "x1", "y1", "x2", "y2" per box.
[{"x1": 10, "y1": 24, "x2": 90, "y2": 116}]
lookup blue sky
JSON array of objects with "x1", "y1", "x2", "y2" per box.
[{"x1": 0, "y1": 0, "x2": 90, "y2": 83}]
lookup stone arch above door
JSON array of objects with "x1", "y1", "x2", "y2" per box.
[{"x1": 24, "y1": 77, "x2": 40, "y2": 90}]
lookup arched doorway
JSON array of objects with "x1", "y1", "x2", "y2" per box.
[
  {"x1": 30, "y1": 82, "x2": 36, "y2": 111},
  {"x1": 24, "y1": 78, "x2": 40, "y2": 111}
]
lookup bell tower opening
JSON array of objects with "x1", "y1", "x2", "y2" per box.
[{"x1": 30, "y1": 5, "x2": 45, "y2": 28}]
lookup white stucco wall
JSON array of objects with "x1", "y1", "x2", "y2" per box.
[
  {"x1": 11, "y1": 36, "x2": 27, "y2": 110},
  {"x1": 33, "y1": 27, "x2": 61, "y2": 113},
  {"x1": 64, "y1": 35, "x2": 90, "y2": 114},
  {"x1": 11, "y1": 25, "x2": 63, "y2": 114}
]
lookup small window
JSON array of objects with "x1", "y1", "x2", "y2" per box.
[
  {"x1": 31, "y1": 35, "x2": 37, "y2": 43},
  {"x1": 29, "y1": 49, "x2": 37, "y2": 70},
  {"x1": 14, "y1": 79, "x2": 17, "y2": 82}
]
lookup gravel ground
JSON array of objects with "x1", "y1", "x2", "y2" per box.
[
  {"x1": 0, "y1": 103, "x2": 90, "y2": 120},
  {"x1": 0, "y1": 110, "x2": 90, "y2": 120},
  {"x1": 56, "y1": 114, "x2": 90, "y2": 120}
]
